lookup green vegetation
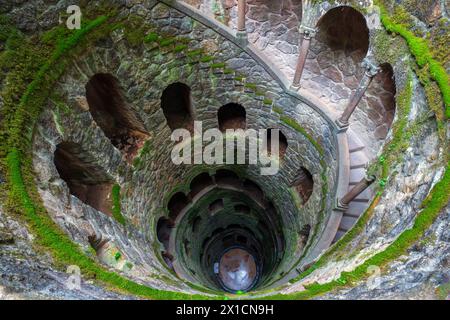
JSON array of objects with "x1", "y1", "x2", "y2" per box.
[
  {"x1": 375, "y1": 0, "x2": 449, "y2": 118},
  {"x1": 280, "y1": 116, "x2": 325, "y2": 157},
  {"x1": 285, "y1": 74, "x2": 413, "y2": 288},
  {"x1": 267, "y1": 161, "x2": 450, "y2": 300},
  {"x1": 1, "y1": 0, "x2": 448, "y2": 301},
  {"x1": 123, "y1": 16, "x2": 148, "y2": 47},
  {"x1": 186, "y1": 49, "x2": 203, "y2": 57},
  {"x1": 111, "y1": 185, "x2": 126, "y2": 225},
  {"x1": 272, "y1": 106, "x2": 283, "y2": 114},
  {"x1": 199, "y1": 55, "x2": 214, "y2": 63},
  {"x1": 263, "y1": 98, "x2": 273, "y2": 106},
  {"x1": 6, "y1": 149, "x2": 209, "y2": 299},
  {"x1": 174, "y1": 44, "x2": 188, "y2": 53},
  {"x1": 114, "y1": 252, "x2": 122, "y2": 261},
  {"x1": 210, "y1": 62, "x2": 226, "y2": 69},
  {"x1": 244, "y1": 82, "x2": 257, "y2": 90},
  {"x1": 159, "y1": 37, "x2": 176, "y2": 47},
  {"x1": 144, "y1": 32, "x2": 159, "y2": 43},
  {"x1": 0, "y1": 11, "x2": 215, "y2": 300}
]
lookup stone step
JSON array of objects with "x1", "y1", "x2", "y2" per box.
[
  {"x1": 350, "y1": 151, "x2": 369, "y2": 168},
  {"x1": 345, "y1": 201, "x2": 370, "y2": 218},
  {"x1": 350, "y1": 163, "x2": 366, "y2": 170},
  {"x1": 333, "y1": 230, "x2": 346, "y2": 242},
  {"x1": 351, "y1": 188, "x2": 373, "y2": 202},
  {"x1": 339, "y1": 216, "x2": 358, "y2": 231},
  {"x1": 349, "y1": 167, "x2": 366, "y2": 184},
  {"x1": 347, "y1": 133, "x2": 365, "y2": 153},
  {"x1": 349, "y1": 145, "x2": 365, "y2": 153}
]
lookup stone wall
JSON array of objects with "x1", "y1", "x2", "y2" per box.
[
  {"x1": 281, "y1": 73, "x2": 445, "y2": 296},
  {"x1": 1, "y1": 0, "x2": 446, "y2": 299},
  {"x1": 179, "y1": 0, "x2": 398, "y2": 157},
  {"x1": 29, "y1": 1, "x2": 339, "y2": 288}
]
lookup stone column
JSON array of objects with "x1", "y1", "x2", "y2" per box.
[
  {"x1": 236, "y1": 0, "x2": 247, "y2": 43},
  {"x1": 337, "y1": 175, "x2": 375, "y2": 210},
  {"x1": 336, "y1": 58, "x2": 380, "y2": 130},
  {"x1": 292, "y1": 26, "x2": 316, "y2": 88}
]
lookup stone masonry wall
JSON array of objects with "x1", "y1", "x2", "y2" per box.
[{"x1": 29, "y1": 1, "x2": 339, "y2": 286}]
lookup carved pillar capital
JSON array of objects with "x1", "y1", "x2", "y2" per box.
[
  {"x1": 361, "y1": 58, "x2": 380, "y2": 78},
  {"x1": 299, "y1": 25, "x2": 317, "y2": 39}
]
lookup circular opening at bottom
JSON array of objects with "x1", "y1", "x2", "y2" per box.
[{"x1": 218, "y1": 248, "x2": 258, "y2": 292}]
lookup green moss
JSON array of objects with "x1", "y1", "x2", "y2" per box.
[
  {"x1": 144, "y1": 32, "x2": 159, "y2": 43},
  {"x1": 111, "y1": 185, "x2": 126, "y2": 225},
  {"x1": 244, "y1": 82, "x2": 257, "y2": 90},
  {"x1": 123, "y1": 16, "x2": 147, "y2": 47},
  {"x1": 133, "y1": 140, "x2": 152, "y2": 169},
  {"x1": 266, "y1": 160, "x2": 450, "y2": 300},
  {"x1": 375, "y1": 0, "x2": 450, "y2": 118},
  {"x1": 2, "y1": 1, "x2": 446, "y2": 301},
  {"x1": 272, "y1": 106, "x2": 283, "y2": 114},
  {"x1": 173, "y1": 44, "x2": 188, "y2": 53},
  {"x1": 199, "y1": 55, "x2": 214, "y2": 63},
  {"x1": 414, "y1": 65, "x2": 447, "y2": 144},
  {"x1": 114, "y1": 251, "x2": 122, "y2": 261},
  {"x1": 0, "y1": 12, "x2": 214, "y2": 300},
  {"x1": 210, "y1": 62, "x2": 226, "y2": 69},
  {"x1": 268, "y1": 73, "x2": 449, "y2": 300},
  {"x1": 263, "y1": 98, "x2": 273, "y2": 106},
  {"x1": 186, "y1": 49, "x2": 203, "y2": 57},
  {"x1": 6, "y1": 149, "x2": 210, "y2": 299},
  {"x1": 159, "y1": 37, "x2": 176, "y2": 47},
  {"x1": 280, "y1": 116, "x2": 325, "y2": 157}
]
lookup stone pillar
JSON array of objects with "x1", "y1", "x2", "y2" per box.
[
  {"x1": 336, "y1": 58, "x2": 380, "y2": 130},
  {"x1": 292, "y1": 26, "x2": 316, "y2": 88},
  {"x1": 337, "y1": 175, "x2": 375, "y2": 210},
  {"x1": 236, "y1": 0, "x2": 247, "y2": 44}
]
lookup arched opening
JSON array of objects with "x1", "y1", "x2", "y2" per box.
[
  {"x1": 162, "y1": 251, "x2": 174, "y2": 269},
  {"x1": 236, "y1": 235, "x2": 247, "y2": 244},
  {"x1": 189, "y1": 173, "x2": 214, "y2": 198},
  {"x1": 173, "y1": 178, "x2": 286, "y2": 293},
  {"x1": 304, "y1": 6, "x2": 369, "y2": 104},
  {"x1": 215, "y1": 169, "x2": 240, "y2": 186},
  {"x1": 218, "y1": 248, "x2": 257, "y2": 292},
  {"x1": 168, "y1": 192, "x2": 190, "y2": 220},
  {"x1": 234, "y1": 204, "x2": 250, "y2": 214},
  {"x1": 364, "y1": 63, "x2": 396, "y2": 141},
  {"x1": 217, "y1": 103, "x2": 246, "y2": 132},
  {"x1": 293, "y1": 167, "x2": 314, "y2": 204},
  {"x1": 299, "y1": 224, "x2": 311, "y2": 250},
  {"x1": 243, "y1": 180, "x2": 264, "y2": 203},
  {"x1": 192, "y1": 216, "x2": 202, "y2": 233},
  {"x1": 54, "y1": 142, "x2": 113, "y2": 215},
  {"x1": 161, "y1": 82, "x2": 194, "y2": 132},
  {"x1": 316, "y1": 6, "x2": 369, "y2": 56},
  {"x1": 209, "y1": 199, "x2": 224, "y2": 215},
  {"x1": 85, "y1": 73, "x2": 149, "y2": 162},
  {"x1": 157, "y1": 217, "x2": 174, "y2": 250},
  {"x1": 266, "y1": 128, "x2": 288, "y2": 159},
  {"x1": 184, "y1": 239, "x2": 191, "y2": 256}
]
